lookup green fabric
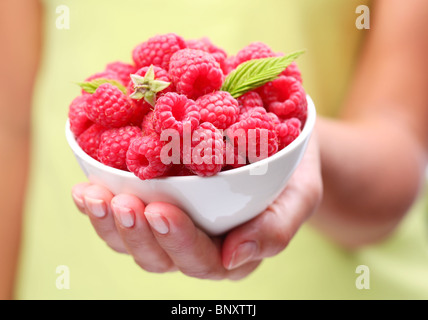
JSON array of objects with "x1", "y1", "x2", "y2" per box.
[{"x1": 16, "y1": 0, "x2": 428, "y2": 299}]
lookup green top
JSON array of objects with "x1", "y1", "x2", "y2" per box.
[{"x1": 16, "y1": 0, "x2": 428, "y2": 299}]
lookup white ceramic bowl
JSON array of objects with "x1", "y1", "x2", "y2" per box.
[{"x1": 66, "y1": 95, "x2": 316, "y2": 235}]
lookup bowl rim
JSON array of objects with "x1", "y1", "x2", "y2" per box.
[{"x1": 65, "y1": 94, "x2": 316, "y2": 181}]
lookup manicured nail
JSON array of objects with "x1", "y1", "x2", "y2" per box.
[
  {"x1": 71, "y1": 192, "x2": 86, "y2": 213},
  {"x1": 112, "y1": 206, "x2": 135, "y2": 228},
  {"x1": 84, "y1": 196, "x2": 107, "y2": 218},
  {"x1": 227, "y1": 241, "x2": 257, "y2": 270},
  {"x1": 144, "y1": 211, "x2": 169, "y2": 235}
]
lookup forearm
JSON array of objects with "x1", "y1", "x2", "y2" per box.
[
  {"x1": 0, "y1": 130, "x2": 31, "y2": 300},
  {"x1": 0, "y1": 0, "x2": 42, "y2": 299},
  {"x1": 308, "y1": 0, "x2": 428, "y2": 248},
  {"x1": 0, "y1": 41, "x2": 35, "y2": 299},
  {"x1": 310, "y1": 116, "x2": 426, "y2": 248}
]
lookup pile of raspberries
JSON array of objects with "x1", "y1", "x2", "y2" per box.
[{"x1": 68, "y1": 33, "x2": 307, "y2": 179}]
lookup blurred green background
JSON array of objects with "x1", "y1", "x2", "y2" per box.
[{"x1": 15, "y1": 0, "x2": 428, "y2": 299}]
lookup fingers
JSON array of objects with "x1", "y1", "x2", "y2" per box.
[
  {"x1": 110, "y1": 194, "x2": 176, "y2": 273},
  {"x1": 222, "y1": 193, "x2": 299, "y2": 271},
  {"x1": 143, "y1": 202, "x2": 226, "y2": 279},
  {"x1": 72, "y1": 183, "x2": 268, "y2": 279},
  {"x1": 80, "y1": 184, "x2": 128, "y2": 253},
  {"x1": 72, "y1": 181, "x2": 266, "y2": 278},
  {"x1": 72, "y1": 184, "x2": 177, "y2": 272},
  {"x1": 222, "y1": 135, "x2": 323, "y2": 270},
  {"x1": 142, "y1": 202, "x2": 262, "y2": 280},
  {"x1": 71, "y1": 182, "x2": 91, "y2": 213}
]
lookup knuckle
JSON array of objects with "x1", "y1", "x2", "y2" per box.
[
  {"x1": 227, "y1": 272, "x2": 250, "y2": 281},
  {"x1": 121, "y1": 234, "x2": 146, "y2": 250},
  {"x1": 133, "y1": 258, "x2": 174, "y2": 274},
  {"x1": 306, "y1": 174, "x2": 324, "y2": 207},
  {"x1": 162, "y1": 232, "x2": 198, "y2": 254},
  {"x1": 180, "y1": 268, "x2": 210, "y2": 279},
  {"x1": 180, "y1": 268, "x2": 225, "y2": 280},
  {"x1": 106, "y1": 242, "x2": 128, "y2": 254},
  {"x1": 312, "y1": 177, "x2": 324, "y2": 206},
  {"x1": 227, "y1": 260, "x2": 261, "y2": 281},
  {"x1": 261, "y1": 212, "x2": 291, "y2": 255},
  {"x1": 270, "y1": 226, "x2": 291, "y2": 253}
]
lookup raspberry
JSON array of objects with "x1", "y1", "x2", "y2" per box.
[
  {"x1": 127, "y1": 66, "x2": 173, "y2": 95},
  {"x1": 85, "y1": 70, "x2": 120, "y2": 83},
  {"x1": 71, "y1": 34, "x2": 309, "y2": 178},
  {"x1": 126, "y1": 134, "x2": 170, "y2": 180},
  {"x1": 141, "y1": 111, "x2": 156, "y2": 135},
  {"x1": 169, "y1": 49, "x2": 224, "y2": 99},
  {"x1": 237, "y1": 91, "x2": 264, "y2": 115},
  {"x1": 68, "y1": 95, "x2": 93, "y2": 137},
  {"x1": 258, "y1": 75, "x2": 307, "y2": 123},
  {"x1": 85, "y1": 83, "x2": 134, "y2": 128},
  {"x1": 196, "y1": 91, "x2": 239, "y2": 130},
  {"x1": 183, "y1": 122, "x2": 224, "y2": 177},
  {"x1": 280, "y1": 61, "x2": 303, "y2": 84},
  {"x1": 98, "y1": 126, "x2": 142, "y2": 170},
  {"x1": 186, "y1": 37, "x2": 228, "y2": 74},
  {"x1": 166, "y1": 164, "x2": 194, "y2": 177},
  {"x1": 267, "y1": 112, "x2": 281, "y2": 126},
  {"x1": 222, "y1": 56, "x2": 236, "y2": 75},
  {"x1": 153, "y1": 92, "x2": 200, "y2": 135},
  {"x1": 233, "y1": 42, "x2": 276, "y2": 67},
  {"x1": 132, "y1": 33, "x2": 187, "y2": 70},
  {"x1": 77, "y1": 124, "x2": 108, "y2": 160},
  {"x1": 226, "y1": 107, "x2": 278, "y2": 164},
  {"x1": 127, "y1": 65, "x2": 173, "y2": 124},
  {"x1": 276, "y1": 118, "x2": 301, "y2": 150},
  {"x1": 105, "y1": 61, "x2": 138, "y2": 86},
  {"x1": 223, "y1": 139, "x2": 247, "y2": 168},
  {"x1": 82, "y1": 70, "x2": 121, "y2": 95}
]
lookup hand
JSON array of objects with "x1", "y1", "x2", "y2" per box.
[{"x1": 71, "y1": 134, "x2": 322, "y2": 280}]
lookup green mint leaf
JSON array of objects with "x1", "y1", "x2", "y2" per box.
[
  {"x1": 77, "y1": 78, "x2": 127, "y2": 95},
  {"x1": 221, "y1": 50, "x2": 305, "y2": 98}
]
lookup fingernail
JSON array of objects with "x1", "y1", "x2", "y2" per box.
[
  {"x1": 227, "y1": 241, "x2": 257, "y2": 270},
  {"x1": 84, "y1": 196, "x2": 107, "y2": 218},
  {"x1": 113, "y1": 206, "x2": 135, "y2": 228},
  {"x1": 144, "y1": 211, "x2": 169, "y2": 235},
  {"x1": 72, "y1": 192, "x2": 86, "y2": 213}
]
